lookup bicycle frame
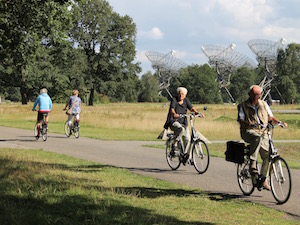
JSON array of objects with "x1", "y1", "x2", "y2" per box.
[{"x1": 178, "y1": 114, "x2": 203, "y2": 159}]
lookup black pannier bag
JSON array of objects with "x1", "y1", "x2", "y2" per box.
[{"x1": 225, "y1": 141, "x2": 245, "y2": 164}]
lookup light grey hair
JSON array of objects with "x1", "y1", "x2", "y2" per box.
[
  {"x1": 40, "y1": 88, "x2": 48, "y2": 94},
  {"x1": 177, "y1": 87, "x2": 188, "y2": 95}
]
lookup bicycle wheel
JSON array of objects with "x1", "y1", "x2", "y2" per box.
[
  {"x1": 34, "y1": 123, "x2": 39, "y2": 140},
  {"x1": 42, "y1": 123, "x2": 47, "y2": 141},
  {"x1": 65, "y1": 121, "x2": 71, "y2": 137},
  {"x1": 166, "y1": 139, "x2": 181, "y2": 170},
  {"x1": 192, "y1": 140, "x2": 210, "y2": 174},
  {"x1": 270, "y1": 157, "x2": 292, "y2": 204},
  {"x1": 237, "y1": 160, "x2": 255, "y2": 196},
  {"x1": 74, "y1": 124, "x2": 80, "y2": 138}
]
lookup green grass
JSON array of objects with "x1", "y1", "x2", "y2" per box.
[{"x1": 0, "y1": 148, "x2": 298, "y2": 225}]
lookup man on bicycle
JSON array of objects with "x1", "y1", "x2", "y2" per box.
[
  {"x1": 237, "y1": 85, "x2": 287, "y2": 191},
  {"x1": 32, "y1": 88, "x2": 52, "y2": 138},
  {"x1": 164, "y1": 87, "x2": 204, "y2": 154}
]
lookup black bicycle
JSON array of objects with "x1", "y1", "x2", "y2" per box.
[
  {"x1": 34, "y1": 112, "x2": 48, "y2": 141},
  {"x1": 236, "y1": 122, "x2": 292, "y2": 204},
  {"x1": 65, "y1": 113, "x2": 80, "y2": 138},
  {"x1": 165, "y1": 113, "x2": 210, "y2": 174}
]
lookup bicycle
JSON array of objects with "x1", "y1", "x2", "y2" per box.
[
  {"x1": 34, "y1": 112, "x2": 48, "y2": 141},
  {"x1": 236, "y1": 121, "x2": 292, "y2": 204},
  {"x1": 165, "y1": 113, "x2": 210, "y2": 174},
  {"x1": 64, "y1": 113, "x2": 80, "y2": 138}
]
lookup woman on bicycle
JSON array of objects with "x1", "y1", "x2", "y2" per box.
[
  {"x1": 164, "y1": 87, "x2": 204, "y2": 153},
  {"x1": 64, "y1": 90, "x2": 82, "y2": 132},
  {"x1": 32, "y1": 88, "x2": 52, "y2": 138}
]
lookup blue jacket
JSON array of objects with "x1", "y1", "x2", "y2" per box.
[{"x1": 32, "y1": 93, "x2": 52, "y2": 111}]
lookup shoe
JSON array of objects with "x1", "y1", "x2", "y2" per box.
[{"x1": 263, "y1": 181, "x2": 271, "y2": 191}]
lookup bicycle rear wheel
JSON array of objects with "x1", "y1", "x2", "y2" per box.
[
  {"x1": 74, "y1": 125, "x2": 80, "y2": 138},
  {"x1": 237, "y1": 160, "x2": 255, "y2": 196},
  {"x1": 42, "y1": 123, "x2": 47, "y2": 141},
  {"x1": 64, "y1": 121, "x2": 71, "y2": 137},
  {"x1": 166, "y1": 139, "x2": 181, "y2": 170},
  {"x1": 270, "y1": 157, "x2": 292, "y2": 204},
  {"x1": 192, "y1": 140, "x2": 210, "y2": 174},
  {"x1": 34, "y1": 123, "x2": 39, "y2": 140}
]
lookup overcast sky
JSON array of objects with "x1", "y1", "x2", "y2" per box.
[{"x1": 107, "y1": 0, "x2": 300, "y2": 75}]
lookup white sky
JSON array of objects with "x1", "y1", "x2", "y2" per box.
[{"x1": 108, "y1": 0, "x2": 300, "y2": 75}]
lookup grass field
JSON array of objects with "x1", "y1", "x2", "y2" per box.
[
  {"x1": 0, "y1": 148, "x2": 298, "y2": 225},
  {"x1": 0, "y1": 102, "x2": 299, "y2": 141},
  {"x1": 0, "y1": 102, "x2": 299, "y2": 167}
]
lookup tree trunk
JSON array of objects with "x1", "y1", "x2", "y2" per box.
[
  {"x1": 88, "y1": 88, "x2": 94, "y2": 106},
  {"x1": 20, "y1": 67, "x2": 28, "y2": 105},
  {"x1": 20, "y1": 86, "x2": 28, "y2": 105}
]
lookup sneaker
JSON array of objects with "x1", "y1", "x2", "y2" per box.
[{"x1": 263, "y1": 181, "x2": 271, "y2": 191}]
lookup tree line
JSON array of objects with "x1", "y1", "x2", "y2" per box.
[{"x1": 1, "y1": 0, "x2": 299, "y2": 105}]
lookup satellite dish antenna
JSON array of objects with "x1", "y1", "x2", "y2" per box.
[
  {"x1": 248, "y1": 38, "x2": 287, "y2": 103},
  {"x1": 202, "y1": 43, "x2": 256, "y2": 103},
  {"x1": 145, "y1": 50, "x2": 187, "y2": 98}
]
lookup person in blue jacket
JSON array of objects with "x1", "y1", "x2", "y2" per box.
[{"x1": 32, "y1": 88, "x2": 52, "y2": 137}]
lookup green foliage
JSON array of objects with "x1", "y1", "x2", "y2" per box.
[
  {"x1": 229, "y1": 67, "x2": 256, "y2": 103},
  {"x1": 179, "y1": 64, "x2": 222, "y2": 103},
  {"x1": 138, "y1": 71, "x2": 160, "y2": 102},
  {"x1": 70, "y1": 0, "x2": 141, "y2": 104},
  {"x1": 0, "y1": 0, "x2": 72, "y2": 104},
  {"x1": 276, "y1": 43, "x2": 300, "y2": 103}
]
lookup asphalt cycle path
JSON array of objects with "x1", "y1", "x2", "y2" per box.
[{"x1": 0, "y1": 126, "x2": 299, "y2": 220}]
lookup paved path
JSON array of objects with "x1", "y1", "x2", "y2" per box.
[{"x1": 0, "y1": 126, "x2": 299, "y2": 220}]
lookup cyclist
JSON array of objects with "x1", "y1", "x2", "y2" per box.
[
  {"x1": 164, "y1": 87, "x2": 204, "y2": 155},
  {"x1": 32, "y1": 88, "x2": 52, "y2": 138},
  {"x1": 64, "y1": 90, "x2": 81, "y2": 134},
  {"x1": 237, "y1": 85, "x2": 287, "y2": 190}
]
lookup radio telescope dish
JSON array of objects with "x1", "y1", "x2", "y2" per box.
[
  {"x1": 145, "y1": 50, "x2": 187, "y2": 98},
  {"x1": 202, "y1": 44, "x2": 256, "y2": 103},
  {"x1": 248, "y1": 38, "x2": 287, "y2": 103}
]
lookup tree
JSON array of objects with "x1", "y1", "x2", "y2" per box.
[
  {"x1": 138, "y1": 71, "x2": 159, "y2": 102},
  {"x1": 179, "y1": 64, "x2": 222, "y2": 103},
  {"x1": 229, "y1": 67, "x2": 257, "y2": 103},
  {"x1": 70, "y1": 0, "x2": 141, "y2": 105},
  {"x1": 276, "y1": 43, "x2": 300, "y2": 103},
  {"x1": 0, "y1": 0, "x2": 71, "y2": 104}
]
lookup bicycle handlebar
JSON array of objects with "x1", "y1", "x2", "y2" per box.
[{"x1": 178, "y1": 113, "x2": 203, "y2": 119}]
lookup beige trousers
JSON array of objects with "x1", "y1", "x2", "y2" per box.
[{"x1": 241, "y1": 129, "x2": 270, "y2": 176}]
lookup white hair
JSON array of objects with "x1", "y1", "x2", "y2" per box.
[
  {"x1": 249, "y1": 85, "x2": 262, "y2": 93},
  {"x1": 177, "y1": 87, "x2": 188, "y2": 95}
]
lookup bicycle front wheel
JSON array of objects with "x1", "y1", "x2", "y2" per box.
[
  {"x1": 270, "y1": 157, "x2": 292, "y2": 204},
  {"x1": 237, "y1": 161, "x2": 255, "y2": 196},
  {"x1": 192, "y1": 140, "x2": 209, "y2": 174},
  {"x1": 166, "y1": 139, "x2": 181, "y2": 170},
  {"x1": 65, "y1": 121, "x2": 71, "y2": 137},
  {"x1": 42, "y1": 124, "x2": 47, "y2": 141}
]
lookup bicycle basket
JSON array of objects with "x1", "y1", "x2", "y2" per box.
[{"x1": 225, "y1": 141, "x2": 245, "y2": 164}]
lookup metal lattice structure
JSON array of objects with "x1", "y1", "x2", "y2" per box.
[
  {"x1": 201, "y1": 44, "x2": 256, "y2": 103},
  {"x1": 248, "y1": 38, "x2": 286, "y2": 103},
  {"x1": 145, "y1": 50, "x2": 187, "y2": 98}
]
